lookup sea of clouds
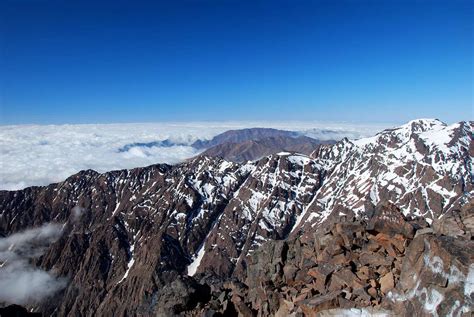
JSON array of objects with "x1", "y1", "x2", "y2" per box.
[{"x1": 0, "y1": 121, "x2": 393, "y2": 190}]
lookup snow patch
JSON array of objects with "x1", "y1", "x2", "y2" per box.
[
  {"x1": 287, "y1": 154, "x2": 311, "y2": 166},
  {"x1": 465, "y1": 264, "x2": 474, "y2": 297},
  {"x1": 117, "y1": 243, "x2": 136, "y2": 284},
  {"x1": 187, "y1": 244, "x2": 206, "y2": 276}
]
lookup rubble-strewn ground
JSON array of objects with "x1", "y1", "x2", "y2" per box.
[{"x1": 177, "y1": 202, "x2": 473, "y2": 316}]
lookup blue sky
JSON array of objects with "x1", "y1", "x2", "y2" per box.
[{"x1": 0, "y1": 0, "x2": 472, "y2": 124}]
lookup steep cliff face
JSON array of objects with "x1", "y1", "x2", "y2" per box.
[{"x1": 0, "y1": 120, "x2": 472, "y2": 316}]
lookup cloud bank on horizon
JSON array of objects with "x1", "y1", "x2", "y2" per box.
[{"x1": 0, "y1": 121, "x2": 393, "y2": 190}]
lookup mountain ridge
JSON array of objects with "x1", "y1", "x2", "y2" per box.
[
  {"x1": 197, "y1": 135, "x2": 334, "y2": 163},
  {"x1": 191, "y1": 128, "x2": 301, "y2": 149},
  {"x1": 0, "y1": 119, "x2": 472, "y2": 316}
]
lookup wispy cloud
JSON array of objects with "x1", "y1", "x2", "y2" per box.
[
  {"x1": 0, "y1": 223, "x2": 67, "y2": 305},
  {"x1": 0, "y1": 121, "x2": 393, "y2": 190},
  {"x1": 71, "y1": 206, "x2": 85, "y2": 222}
]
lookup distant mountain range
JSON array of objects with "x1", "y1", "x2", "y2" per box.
[
  {"x1": 191, "y1": 127, "x2": 301, "y2": 149},
  {"x1": 199, "y1": 135, "x2": 333, "y2": 162},
  {"x1": 195, "y1": 128, "x2": 336, "y2": 162},
  {"x1": 0, "y1": 119, "x2": 472, "y2": 316},
  {"x1": 120, "y1": 127, "x2": 335, "y2": 162}
]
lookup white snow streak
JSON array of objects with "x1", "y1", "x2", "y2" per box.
[{"x1": 187, "y1": 244, "x2": 206, "y2": 276}]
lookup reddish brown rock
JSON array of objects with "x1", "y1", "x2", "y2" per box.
[
  {"x1": 359, "y1": 252, "x2": 393, "y2": 267},
  {"x1": 386, "y1": 234, "x2": 474, "y2": 316},
  {"x1": 356, "y1": 266, "x2": 370, "y2": 281},
  {"x1": 379, "y1": 272, "x2": 394, "y2": 294},
  {"x1": 299, "y1": 291, "x2": 342, "y2": 315},
  {"x1": 368, "y1": 287, "x2": 378, "y2": 298},
  {"x1": 367, "y1": 202, "x2": 415, "y2": 239},
  {"x1": 432, "y1": 208, "x2": 472, "y2": 239}
]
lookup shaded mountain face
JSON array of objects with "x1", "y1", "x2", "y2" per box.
[
  {"x1": 198, "y1": 135, "x2": 335, "y2": 162},
  {"x1": 0, "y1": 119, "x2": 472, "y2": 316},
  {"x1": 191, "y1": 128, "x2": 300, "y2": 149}
]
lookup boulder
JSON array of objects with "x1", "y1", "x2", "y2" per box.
[
  {"x1": 358, "y1": 252, "x2": 393, "y2": 267},
  {"x1": 368, "y1": 201, "x2": 414, "y2": 238},
  {"x1": 155, "y1": 276, "x2": 211, "y2": 316},
  {"x1": 283, "y1": 263, "x2": 299, "y2": 283},
  {"x1": 299, "y1": 291, "x2": 342, "y2": 315},
  {"x1": 432, "y1": 208, "x2": 472, "y2": 239},
  {"x1": 379, "y1": 272, "x2": 394, "y2": 294},
  {"x1": 386, "y1": 234, "x2": 474, "y2": 316}
]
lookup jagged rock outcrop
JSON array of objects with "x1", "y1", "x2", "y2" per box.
[
  {"x1": 0, "y1": 119, "x2": 472, "y2": 316},
  {"x1": 386, "y1": 234, "x2": 473, "y2": 316},
  {"x1": 432, "y1": 201, "x2": 474, "y2": 239}
]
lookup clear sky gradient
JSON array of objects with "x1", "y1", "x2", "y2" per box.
[{"x1": 0, "y1": 0, "x2": 472, "y2": 124}]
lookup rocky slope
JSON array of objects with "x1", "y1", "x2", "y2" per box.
[
  {"x1": 182, "y1": 202, "x2": 473, "y2": 316},
  {"x1": 0, "y1": 119, "x2": 472, "y2": 316}
]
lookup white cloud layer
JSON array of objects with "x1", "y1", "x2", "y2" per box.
[
  {"x1": 0, "y1": 121, "x2": 393, "y2": 190},
  {"x1": 0, "y1": 223, "x2": 67, "y2": 305}
]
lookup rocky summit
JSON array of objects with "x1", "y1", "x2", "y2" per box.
[{"x1": 0, "y1": 119, "x2": 472, "y2": 316}]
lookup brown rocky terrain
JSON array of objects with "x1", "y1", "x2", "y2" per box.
[
  {"x1": 179, "y1": 201, "x2": 473, "y2": 316},
  {"x1": 0, "y1": 119, "x2": 472, "y2": 316},
  {"x1": 191, "y1": 128, "x2": 301, "y2": 149},
  {"x1": 198, "y1": 136, "x2": 333, "y2": 162}
]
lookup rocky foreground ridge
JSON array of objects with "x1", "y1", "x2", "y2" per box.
[
  {"x1": 0, "y1": 119, "x2": 472, "y2": 316},
  {"x1": 184, "y1": 202, "x2": 473, "y2": 316}
]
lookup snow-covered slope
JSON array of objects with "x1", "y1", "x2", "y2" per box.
[{"x1": 291, "y1": 119, "x2": 472, "y2": 233}]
